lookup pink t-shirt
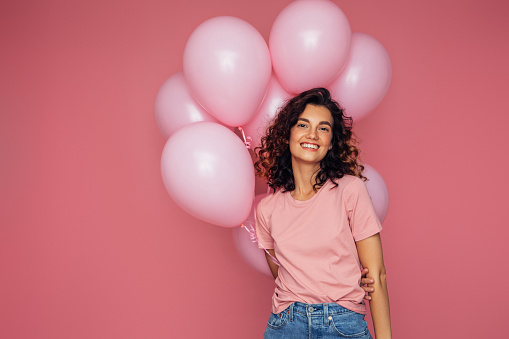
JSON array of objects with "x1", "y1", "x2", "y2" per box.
[{"x1": 256, "y1": 175, "x2": 382, "y2": 315}]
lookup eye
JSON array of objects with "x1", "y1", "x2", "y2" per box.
[
  {"x1": 297, "y1": 123, "x2": 307, "y2": 128},
  {"x1": 319, "y1": 126, "x2": 330, "y2": 132}
]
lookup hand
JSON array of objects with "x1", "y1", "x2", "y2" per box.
[{"x1": 360, "y1": 267, "x2": 375, "y2": 301}]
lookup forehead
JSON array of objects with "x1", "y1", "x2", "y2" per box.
[{"x1": 299, "y1": 104, "x2": 333, "y2": 123}]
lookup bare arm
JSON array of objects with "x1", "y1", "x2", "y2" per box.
[
  {"x1": 356, "y1": 233, "x2": 392, "y2": 339},
  {"x1": 264, "y1": 249, "x2": 279, "y2": 279}
]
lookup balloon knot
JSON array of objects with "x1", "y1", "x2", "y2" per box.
[{"x1": 237, "y1": 126, "x2": 252, "y2": 149}]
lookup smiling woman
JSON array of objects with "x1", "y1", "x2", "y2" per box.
[
  {"x1": 289, "y1": 104, "x2": 333, "y2": 167},
  {"x1": 255, "y1": 88, "x2": 365, "y2": 193},
  {"x1": 254, "y1": 88, "x2": 392, "y2": 339}
]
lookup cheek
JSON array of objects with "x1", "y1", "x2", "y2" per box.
[
  {"x1": 289, "y1": 140, "x2": 299, "y2": 154},
  {"x1": 324, "y1": 135, "x2": 333, "y2": 147},
  {"x1": 289, "y1": 129, "x2": 301, "y2": 144}
]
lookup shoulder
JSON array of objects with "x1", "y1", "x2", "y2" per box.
[
  {"x1": 327, "y1": 175, "x2": 368, "y2": 204},
  {"x1": 258, "y1": 190, "x2": 279, "y2": 208},
  {"x1": 342, "y1": 175, "x2": 366, "y2": 191},
  {"x1": 256, "y1": 190, "x2": 283, "y2": 217},
  {"x1": 340, "y1": 175, "x2": 374, "y2": 212},
  {"x1": 327, "y1": 175, "x2": 363, "y2": 193}
]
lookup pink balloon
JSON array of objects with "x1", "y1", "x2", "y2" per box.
[
  {"x1": 233, "y1": 194, "x2": 272, "y2": 277},
  {"x1": 183, "y1": 16, "x2": 271, "y2": 127},
  {"x1": 269, "y1": 0, "x2": 351, "y2": 94},
  {"x1": 329, "y1": 32, "x2": 392, "y2": 120},
  {"x1": 242, "y1": 74, "x2": 291, "y2": 150},
  {"x1": 161, "y1": 122, "x2": 255, "y2": 227},
  {"x1": 363, "y1": 164, "x2": 390, "y2": 223},
  {"x1": 154, "y1": 72, "x2": 220, "y2": 139}
]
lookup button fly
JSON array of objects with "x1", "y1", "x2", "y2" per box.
[{"x1": 308, "y1": 306, "x2": 315, "y2": 312}]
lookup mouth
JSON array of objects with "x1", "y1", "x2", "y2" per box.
[{"x1": 300, "y1": 142, "x2": 319, "y2": 151}]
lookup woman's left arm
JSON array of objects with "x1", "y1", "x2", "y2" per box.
[{"x1": 356, "y1": 233, "x2": 392, "y2": 339}]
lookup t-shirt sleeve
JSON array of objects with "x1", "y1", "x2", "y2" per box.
[
  {"x1": 344, "y1": 177, "x2": 383, "y2": 241},
  {"x1": 255, "y1": 199, "x2": 274, "y2": 249}
]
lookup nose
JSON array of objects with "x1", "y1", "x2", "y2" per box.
[{"x1": 306, "y1": 128, "x2": 318, "y2": 140}]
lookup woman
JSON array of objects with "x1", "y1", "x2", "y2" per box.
[{"x1": 254, "y1": 88, "x2": 391, "y2": 338}]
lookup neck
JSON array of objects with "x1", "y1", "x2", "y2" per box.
[{"x1": 291, "y1": 159, "x2": 321, "y2": 198}]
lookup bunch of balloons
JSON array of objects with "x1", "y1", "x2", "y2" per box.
[{"x1": 156, "y1": 0, "x2": 392, "y2": 276}]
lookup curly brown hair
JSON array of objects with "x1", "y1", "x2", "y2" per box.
[{"x1": 254, "y1": 88, "x2": 365, "y2": 192}]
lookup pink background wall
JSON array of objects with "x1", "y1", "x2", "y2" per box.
[{"x1": 1, "y1": 0, "x2": 508, "y2": 338}]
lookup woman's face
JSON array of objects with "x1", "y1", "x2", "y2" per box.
[{"x1": 289, "y1": 104, "x2": 333, "y2": 165}]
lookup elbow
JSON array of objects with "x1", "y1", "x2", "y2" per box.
[
  {"x1": 369, "y1": 267, "x2": 387, "y2": 287},
  {"x1": 378, "y1": 269, "x2": 387, "y2": 287}
]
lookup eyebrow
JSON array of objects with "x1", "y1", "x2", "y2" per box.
[{"x1": 298, "y1": 118, "x2": 332, "y2": 127}]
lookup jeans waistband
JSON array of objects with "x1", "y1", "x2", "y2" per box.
[{"x1": 290, "y1": 302, "x2": 352, "y2": 316}]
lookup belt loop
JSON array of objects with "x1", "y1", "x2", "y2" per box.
[
  {"x1": 324, "y1": 304, "x2": 329, "y2": 326},
  {"x1": 289, "y1": 303, "x2": 294, "y2": 322}
]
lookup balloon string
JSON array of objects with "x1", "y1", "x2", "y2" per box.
[
  {"x1": 237, "y1": 126, "x2": 252, "y2": 149},
  {"x1": 237, "y1": 127, "x2": 276, "y2": 265},
  {"x1": 241, "y1": 222, "x2": 281, "y2": 266}
]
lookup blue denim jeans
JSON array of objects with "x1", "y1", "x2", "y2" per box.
[{"x1": 263, "y1": 302, "x2": 372, "y2": 339}]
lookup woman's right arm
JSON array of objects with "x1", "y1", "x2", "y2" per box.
[{"x1": 265, "y1": 249, "x2": 279, "y2": 279}]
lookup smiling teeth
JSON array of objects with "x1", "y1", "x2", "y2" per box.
[{"x1": 301, "y1": 143, "x2": 318, "y2": 149}]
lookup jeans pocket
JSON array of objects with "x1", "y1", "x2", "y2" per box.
[
  {"x1": 330, "y1": 311, "x2": 369, "y2": 338},
  {"x1": 266, "y1": 310, "x2": 289, "y2": 330}
]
